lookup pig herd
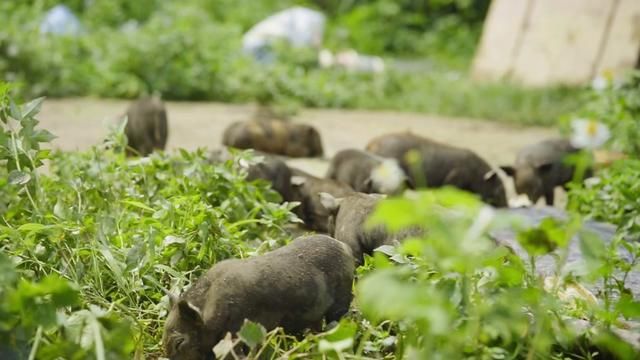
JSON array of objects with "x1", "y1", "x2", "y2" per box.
[{"x1": 121, "y1": 98, "x2": 592, "y2": 359}]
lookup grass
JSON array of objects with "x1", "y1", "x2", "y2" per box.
[{"x1": 348, "y1": 68, "x2": 584, "y2": 126}]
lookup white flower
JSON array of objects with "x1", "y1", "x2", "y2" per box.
[
  {"x1": 570, "y1": 118, "x2": 610, "y2": 149},
  {"x1": 590, "y1": 69, "x2": 614, "y2": 91},
  {"x1": 370, "y1": 158, "x2": 406, "y2": 194},
  {"x1": 591, "y1": 76, "x2": 608, "y2": 91}
]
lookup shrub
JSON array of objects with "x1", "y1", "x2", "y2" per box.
[
  {"x1": 561, "y1": 70, "x2": 640, "y2": 157},
  {"x1": 357, "y1": 189, "x2": 639, "y2": 359},
  {"x1": 0, "y1": 89, "x2": 297, "y2": 356},
  {"x1": 569, "y1": 160, "x2": 640, "y2": 240}
]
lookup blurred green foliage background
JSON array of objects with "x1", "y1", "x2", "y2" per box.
[{"x1": 1, "y1": 0, "x2": 581, "y2": 124}]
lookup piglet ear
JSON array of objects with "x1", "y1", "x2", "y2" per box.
[
  {"x1": 363, "y1": 177, "x2": 374, "y2": 193},
  {"x1": 403, "y1": 175, "x2": 415, "y2": 189},
  {"x1": 319, "y1": 192, "x2": 343, "y2": 212},
  {"x1": 536, "y1": 163, "x2": 553, "y2": 174},
  {"x1": 291, "y1": 176, "x2": 306, "y2": 186},
  {"x1": 483, "y1": 169, "x2": 498, "y2": 181},
  {"x1": 178, "y1": 300, "x2": 204, "y2": 324}
]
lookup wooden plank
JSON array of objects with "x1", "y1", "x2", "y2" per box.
[
  {"x1": 595, "y1": 0, "x2": 640, "y2": 77},
  {"x1": 471, "y1": 0, "x2": 530, "y2": 81},
  {"x1": 510, "y1": 0, "x2": 613, "y2": 86}
]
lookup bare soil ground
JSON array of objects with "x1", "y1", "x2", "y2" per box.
[
  {"x1": 38, "y1": 98, "x2": 556, "y2": 164},
  {"x1": 38, "y1": 98, "x2": 560, "y2": 202}
]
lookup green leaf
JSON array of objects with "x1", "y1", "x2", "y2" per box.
[
  {"x1": 64, "y1": 310, "x2": 106, "y2": 360},
  {"x1": 579, "y1": 231, "x2": 606, "y2": 267},
  {"x1": 399, "y1": 238, "x2": 424, "y2": 257},
  {"x1": 21, "y1": 97, "x2": 45, "y2": 119},
  {"x1": 32, "y1": 129, "x2": 56, "y2": 143},
  {"x1": 38, "y1": 274, "x2": 80, "y2": 307},
  {"x1": 125, "y1": 242, "x2": 146, "y2": 270},
  {"x1": 357, "y1": 269, "x2": 450, "y2": 334},
  {"x1": 615, "y1": 294, "x2": 640, "y2": 319},
  {"x1": 17, "y1": 223, "x2": 47, "y2": 232},
  {"x1": 163, "y1": 235, "x2": 185, "y2": 247},
  {"x1": 0, "y1": 252, "x2": 17, "y2": 286},
  {"x1": 98, "y1": 246, "x2": 124, "y2": 285},
  {"x1": 8, "y1": 170, "x2": 31, "y2": 185},
  {"x1": 322, "y1": 319, "x2": 357, "y2": 343},
  {"x1": 318, "y1": 338, "x2": 354, "y2": 354},
  {"x1": 0, "y1": 128, "x2": 8, "y2": 149},
  {"x1": 37, "y1": 340, "x2": 87, "y2": 359},
  {"x1": 592, "y1": 330, "x2": 638, "y2": 360},
  {"x1": 374, "y1": 244, "x2": 397, "y2": 257},
  {"x1": 9, "y1": 99, "x2": 22, "y2": 120},
  {"x1": 35, "y1": 149, "x2": 51, "y2": 161},
  {"x1": 53, "y1": 200, "x2": 66, "y2": 219},
  {"x1": 9, "y1": 274, "x2": 79, "y2": 328},
  {"x1": 517, "y1": 228, "x2": 555, "y2": 256},
  {"x1": 434, "y1": 186, "x2": 483, "y2": 208},
  {"x1": 238, "y1": 320, "x2": 266, "y2": 349},
  {"x1": 516, "y1": 218, "x2": 567, "y2": 256},
  {"x1": 179, "y1": 148, "x2": 190, "y2": 159},
  {"x1": 367, "y1": 197, "x2": 416, "y2": 231},
  {"x1": 120, "y1": 200, "x2": 155, "y2": 212}
]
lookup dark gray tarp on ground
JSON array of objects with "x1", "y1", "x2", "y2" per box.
[
  {"x1": 490, "y1": 206, "x2": 640, "y2": 350},
  {"x1": 490, "y1": 206, "x2": 639, "y2": 299}
]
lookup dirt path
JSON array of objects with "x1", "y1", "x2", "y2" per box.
[
  {"x1": 38, "y1": 97, "x2": 557, "y2": 170},
  {"x1": 38, "y1": 97, "x2": 562, "y2": 203}
]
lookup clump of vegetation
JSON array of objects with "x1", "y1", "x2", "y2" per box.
[
  {"x1": 0, "y1": 85, "x2": 297, "y2": 356},
  {"x1": 562, "y1": 70, "x2": 640, "y2": 157},
  {"x1": 0, "y1": 0, "x2": 583, "y2": 125},
  {"x1": 566, "y1": 70, "x2": 640, "y2": 234},
  {"x1": 2, "y1": 82, "x2": 638, "y2": 358},
  {"x1": 569, "y1": 159, "x2": 640, "y2": 237},
  {"x1": 368, "y1": 188, "x2": 640, "y2": 357},
  {"x1": 561, "y1": 72, "x2": 640, "y2": 357},
  {"x1": 320, "y1": 0, "x2": 489, "y2": 59}
]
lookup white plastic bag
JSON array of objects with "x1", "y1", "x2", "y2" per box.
[
  {"x1": 242, "y1": 6, "x2": 326, "y2": 61},
  {"x1": 40, "y1": 4, "x2": 83, "y2": 36},
  {"x1": 318, "y1": 49, "x2": 385, "y2": 73}
]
